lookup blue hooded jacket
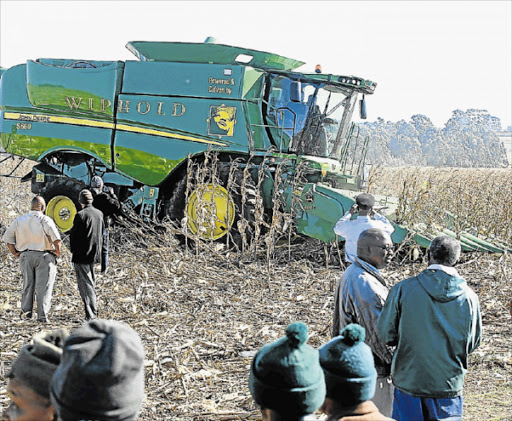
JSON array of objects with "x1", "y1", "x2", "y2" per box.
[{"x1": 377, "y1": 267, "x2": 481, "y2": 398}]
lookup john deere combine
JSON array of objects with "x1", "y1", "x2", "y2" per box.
[{"x1": 0, "y1": 39, "x2": 507, "y2": 252}]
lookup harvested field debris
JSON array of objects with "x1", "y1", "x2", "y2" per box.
[{"x1": 1, "y1": 158, "x2": 511, "y2": 420}]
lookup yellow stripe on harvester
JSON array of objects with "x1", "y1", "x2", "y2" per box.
[
  {"x1": 3, "y1": 112, "x2": 226, "y2": 146},
  {"x1": 4, "y1": 112, "x2": 114, "y2": 129},
  {"x1": 116, "y1": 124, "x2": 225, "y2": 146}
]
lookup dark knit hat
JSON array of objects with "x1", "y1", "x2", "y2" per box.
[
  {"x1": 79, "y1": 189, "x2": 94, "y2": 205},
  {"x1": 318, "y1": 324, "x2": 377, "y2": 406},
  {"x1": 355, "y1": 193, "x2": 375, "y2": 208},
  {"x1": 50, "y1": 319, "x2": 145, "y2": 421},
  {"x1": 249, "y1": 322, "x2": 326, "y2": 417},
  {"x1": 7, "y1": 329, "x2": 69, "y2": 399}
]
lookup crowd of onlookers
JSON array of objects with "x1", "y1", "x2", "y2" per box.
[{"x1": 2, "y1": 192, "x2": 483, "y2": 420}]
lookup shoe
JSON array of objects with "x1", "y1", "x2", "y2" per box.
[
  {"x1": 20, "y1": 311, "x2": 32, "y2": 320},
  {"x1": 37, "y1": 318, "x2": 49, "y2": 324}
]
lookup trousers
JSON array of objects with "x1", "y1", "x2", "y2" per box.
[
  {"x1": 372, "y1": 376, "x2": 394, "y2": 418},
  {"x1": 101, "y1": 227, "x2": 109, "y2": 273},
  {"x1": 19, "y1": 251, "x2": 57, "y2": 320},
  {"x1": 392, "y1": 388, "x2": 463, "y2": 421},
  {"x1": 73, "y1": 262, "x2": 97, "y2": 320}
]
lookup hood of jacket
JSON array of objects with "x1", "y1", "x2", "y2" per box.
[{"x1": 417, "y1": 268, "x2": 467, "y2": 303}]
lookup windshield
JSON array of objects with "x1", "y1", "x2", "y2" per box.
[{"x1": 264, "y1": 74, "x2": 358, "y2": 160}]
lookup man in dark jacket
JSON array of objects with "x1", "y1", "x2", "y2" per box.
[
  {"x1": 378, "y1": 235, "x2": 482, "y2": 421},
  {"x1": 69, "y1": 190, "x2": 104, "y2": 320},
  {"x1": 332, "y1": 228, "x2": 395, "y2": 417},
  {"x1": 90, "y1": 175, "x2": 121, "y2": 273}
]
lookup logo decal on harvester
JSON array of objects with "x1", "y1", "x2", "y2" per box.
[{"x1": 207, "y1": 105, "x2": 236, "y2": 137}]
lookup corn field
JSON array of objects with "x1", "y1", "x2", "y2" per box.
[{"x1": 368, "y1": 166, "x2": 512, "y2": 246}]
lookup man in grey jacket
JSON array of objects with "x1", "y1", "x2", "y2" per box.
[{"x1": 332, "y1": 228, "x2": 394, "y2": 417}]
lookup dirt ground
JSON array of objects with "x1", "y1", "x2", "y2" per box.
[{"x1": 0, "y1": 167, "x2": 511, "y2": 420}]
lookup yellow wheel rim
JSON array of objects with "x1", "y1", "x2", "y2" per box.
[
  {"x1": 186, "y1": 184, "x2": 235, "y2": 240},
  {"x1": 46, "y1": 195, "x2": 77, "y2": 232}
]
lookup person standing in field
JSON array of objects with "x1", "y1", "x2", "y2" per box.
[
  {"x1": 378, "y1": 235, "x2": 482, "y2": 421},
  {"x1": 90, "y1": 175, "x2": 122, "y2": 274},
  {"x1": 334, "y1": 193, "x2": 395, "y2": 263},
  {"x1": 332, "y1": 228, "x2": 395, "y2": 417},
  {"x1": 69, "y1": 189, "x2": 104, "y2": 321},
  {"x1": 2, "y1": 196, "x2": 61, "y2": 323}
]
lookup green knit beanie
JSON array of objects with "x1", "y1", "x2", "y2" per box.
[
  {"x1": 318, "y1": 324, "x2": 377, "y2": 406},
  {"x1": 249, "y1": 322, "x2": 326, "y2": 417}
]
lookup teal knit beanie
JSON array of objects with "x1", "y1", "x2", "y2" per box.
[
  {"x1": 318, "y1": 324, "x2": 377, "y2": 406},
  {"x1": 249, "y1": 322, "x2": 326, "y2": 417}
]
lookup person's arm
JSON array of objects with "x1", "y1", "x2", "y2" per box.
[
  {"x1": 468, "y1": 292, "x2": 482, "y2": 354},
  {"x1": 334, "y1": 205, "x2": 357, "y2": 236},
  {"x1": 52, "y1": 239, "x2": 61, "y2": 258},
  {"x1": 352, "y1": 275, "x2": 394, "y2": 365},
  {"x1": 7, "y1": 243, "x2": 21, "y2": 257},
  {"x1": 377, "y1": 285, "x2": 400, "y2": 347},
  {"x1": 68, "y1": 214, "x2": 81, "y2": 253}
]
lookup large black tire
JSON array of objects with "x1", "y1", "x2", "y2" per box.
[
  {"x1": 164, "y1": 165, "x2": 258, "y2": 250},
  {"x1": 41, "y1": 178, "x2": 86, "y2": 232}
]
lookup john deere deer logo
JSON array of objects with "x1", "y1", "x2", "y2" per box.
[{"x1": 208, "y1": 105, "x2": 236, "y2": 137}]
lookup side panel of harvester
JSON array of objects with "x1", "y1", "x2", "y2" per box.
[
  {"x1": 111, "y1": 61, "x2": 267, "y2": 186},
  {"x1": 0, "y1": 60, "x2": 123, "y2": 169}
]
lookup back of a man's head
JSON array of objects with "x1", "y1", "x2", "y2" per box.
[
  {"x1": 429, "y1": 236, "x2": 461, "y2": 267},
  {"x1": 31, "y1": 196, "x2": 45, "y2": 211},
  {"x1": 50, "y1": 319, "x2": 145, "y2": 421},
  {"x1": 355, "y1": 193, "x2": 375, "y2": 211}
]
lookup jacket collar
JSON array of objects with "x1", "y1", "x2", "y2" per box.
[
  {"x1": 354, "y1": 258, "x2": 387, "y2": 287},
  {"x1": 427, "y1": 264, "x2": 459, "y2": 277}
]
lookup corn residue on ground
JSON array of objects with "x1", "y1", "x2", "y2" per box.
[{"x1": 0, "y1": 159, "x2": 511, "y2": 420}]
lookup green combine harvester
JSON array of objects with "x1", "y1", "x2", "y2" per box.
[{"x1": 0, "y1": 39, "x2": 507, "y2": 253}]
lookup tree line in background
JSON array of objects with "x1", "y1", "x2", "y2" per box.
[{"x1": 360, "y1": 109, "x2": 510, "y2": 167}]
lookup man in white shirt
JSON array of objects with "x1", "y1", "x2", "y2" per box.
[
  {"x1": 2, "y1": 196, "x2": 61, "y2": 322},
  {"x1": 334, "y1": 193, "x2": 395, "y2": 263}
]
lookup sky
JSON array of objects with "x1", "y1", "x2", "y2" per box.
[{"x1": 0, "y1": 0, "x2": 510, "y2": 129}]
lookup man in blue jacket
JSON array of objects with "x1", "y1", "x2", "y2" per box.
[{"x1": 378, "y1": 235, "x2": 482, "y2": 421}]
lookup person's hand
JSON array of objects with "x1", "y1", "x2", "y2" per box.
[
  {"x1": 349, "y1": 204, "x2": 358, "y2": 215},
  {"x1": 369, "y1": 207, "x2": 375, "y2": 218}
]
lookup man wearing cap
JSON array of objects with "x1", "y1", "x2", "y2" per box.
[
  {"x1": 50, "y1": 319, "x2": 145, "y2": 421},
  {"x1": 378, "y1": 236, "x2": 482, "y2": 421},
  {"x1": 334, "y1": 193, "x2": 394, "y2": 263},
  {"x1": 332, "y1": 228, "x2": 395, "y2": 417},
  {"x1": 319, "y1": 323, "x2": 393, "y2": 420},
  {"x1": 249, "y1": 322, "x2": 326, "y2": 420},
  {"x1": 90, "y1": 175, "x2": 122, "y2": 274},
  {"x1": 3, "y1": 328, "x2": 68, "y2": 421},
  {"x1": 2, "y1": 196, "x2": 61, "y2": 322},
  {"x1": 69, "y1": 189, "x2": 104, "y2": 320}
]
